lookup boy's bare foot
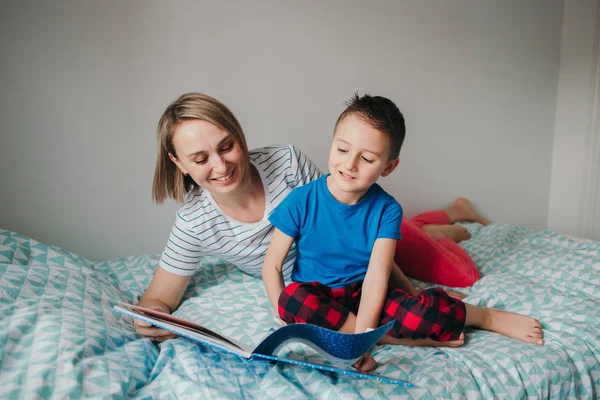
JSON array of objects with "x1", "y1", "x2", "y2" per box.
[
  {"x1": 423, "y1": 224, "x2": 472, "y2": 243},
  {"x1": 380, "y1": 333, "x2": 465, "y2": 348},
  {"x1": 446, "y1": 198, "x2": 492, "y2": 226},
  {"x1": 482, "y1": 308, "x2": 544, "y2": 345}
]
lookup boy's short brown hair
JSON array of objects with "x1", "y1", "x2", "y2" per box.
[{"x1": 335, "y1": 93, "x2": 406, "y2": 160}]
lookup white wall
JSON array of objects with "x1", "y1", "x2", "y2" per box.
[
  {"x1": 0, "y1": 0, "x2": 564, "y2": 261},
  {"x1": 547, "y1": 0, "x2": 600, "y2": 240}
]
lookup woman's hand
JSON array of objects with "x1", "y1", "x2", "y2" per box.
[
  {"x1": 133, "y1": 303, "x2": 179, "y2": 342},
  {"x1": 135, "y1": 266, "x2": 191, "y2": 342}
]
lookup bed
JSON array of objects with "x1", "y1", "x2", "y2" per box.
[{"x1": 1, "y1": 223, "x2": 599, "y2": 399}]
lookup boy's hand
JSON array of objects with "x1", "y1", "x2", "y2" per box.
[
  {"x1": 352, "y1": 353, "x2": 377, "y2": 372},
  {"x1": 271, "y1": 309, "x2": 287, "y2": 327}
]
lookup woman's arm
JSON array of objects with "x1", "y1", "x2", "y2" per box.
[
  {"x1": 354, "y1": 238, "x2": 397, "y2": 334},
  {"x1": 262, "y1": 228, "x2": 294, "y2": 313},
  {"x1": 134, "y1": 266, "x2": 191, "y2": 340},
  {"x1": 138, "y1": 266, "x2": 191, "y2": 311}
]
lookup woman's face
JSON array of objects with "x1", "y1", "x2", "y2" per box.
[{"x1": 169, "y1": 119, "x2": 248, "y2": 198}]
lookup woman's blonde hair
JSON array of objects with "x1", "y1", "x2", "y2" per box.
[{"x1": 152, "y1": 93, "x2": 249, "y2": 203}]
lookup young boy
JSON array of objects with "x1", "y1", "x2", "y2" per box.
[{"x1": 262, "y1": 94, "x2": 544, "y2": 372}]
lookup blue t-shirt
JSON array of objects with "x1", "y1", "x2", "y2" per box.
[{"x1": 268, "y1": 174, "x2": 403, "y2": 288}]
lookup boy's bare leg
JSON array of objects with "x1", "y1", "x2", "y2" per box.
[
  {"x1": 339, "y1": 313, "x2": 466, "y2": 348},
  {"x1": 342, "y1": 312, "x2": 465, "y2": 373},
  {"x1": 444, "y1": 198, "x2": 492, "y2": 226},
  {"x1": 464, "y1": 304, "x2": 544, "y2": 345},
  {"x1": 379, "y1": 333, "x2": 465, "y2": 348},
  {"x1": 381, "y1": 304, "x2": 545, "y2": 347}
]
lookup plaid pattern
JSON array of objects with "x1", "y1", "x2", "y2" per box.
[
  {"x1": 278, "y1": 282, "x2": 466, "y2": 341},
  {"x1": 381, "y1": 287, "x2": 466, "y2": 341}
]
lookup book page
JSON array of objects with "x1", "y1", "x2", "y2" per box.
[{"x1": 113, "y1": 305, "x2": 253, "y2": 357}]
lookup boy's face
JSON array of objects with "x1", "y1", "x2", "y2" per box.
[{"x1": 327, "y1": 113, "x2": 399, "y2": 204}]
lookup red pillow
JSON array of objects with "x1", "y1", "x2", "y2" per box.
[{"x1": 394, "y1": 217, "x2": 480, "y2": 288}]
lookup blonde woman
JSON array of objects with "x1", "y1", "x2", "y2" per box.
[{"x1": 137, "y1": 93, "x2": 321, "y2": 341}]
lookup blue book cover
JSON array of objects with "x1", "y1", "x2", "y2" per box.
[{"x1": 112, "y1": 304, "x2": 413, "y2": 387}]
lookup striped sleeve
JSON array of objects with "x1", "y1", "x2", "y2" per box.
[
  {"x1": 159, "y1": 212, "x2": 204, "y2": 276},
  {"x1": 291, "y1": 145, "x2": 323, "y2": 186}
]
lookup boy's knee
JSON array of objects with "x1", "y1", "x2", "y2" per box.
[
  {"x1": 277, "y1": 282, "x2": 316, "y2": 322},
  {"x1": 278, "y1": 281, "x2": 326, "y2": 303},
  {"x1": 277, "y1": 282, "x2": 307, "y2": 305}
]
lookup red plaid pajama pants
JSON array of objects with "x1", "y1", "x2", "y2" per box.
[{"x1": 278, "y1": 281, "x2": 466, "y2": 341}]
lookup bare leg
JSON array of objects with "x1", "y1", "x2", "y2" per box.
[
  {"x1": 444, "y1": 198, "x2": 492, "y2": 226},
  {"x1": 384, "y1": 304, "x2": 545, "y2": 347},
  {"x1": 339, "y1": 313, "x2": 466, "y2": 348},
  {"x1": 419, "y1": 198, "x2": 489, "y2": 244},
  {"x1": 464, "y1": 304, "x2": 544, "y2": 345},
  {"x1": 380, "y1": 333, "x2": 465, "y2": 348},
  {"x1": 422, "y1": 224, "x2": 472, "y2": 243}
]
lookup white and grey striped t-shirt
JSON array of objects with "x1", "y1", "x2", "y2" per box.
[{"x1": 159, "y1": 144, "x2": 322, "y2": 279}]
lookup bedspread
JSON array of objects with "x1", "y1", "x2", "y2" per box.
[{"x1": 0, "y1": 223, "x2": 599, "y2": 399}]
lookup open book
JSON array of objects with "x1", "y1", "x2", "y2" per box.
[{"x1": 112, "y1": 304, "x2": 412, "y2": 387}]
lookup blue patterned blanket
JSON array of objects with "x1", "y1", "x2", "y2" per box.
[{"x1": 0, "y1": 223, "x2": 599, "y2": 399}]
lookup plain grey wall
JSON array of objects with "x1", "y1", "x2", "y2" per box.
[{"x1": 0, "y1": 0, "x2": 564, "y2": 261}]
